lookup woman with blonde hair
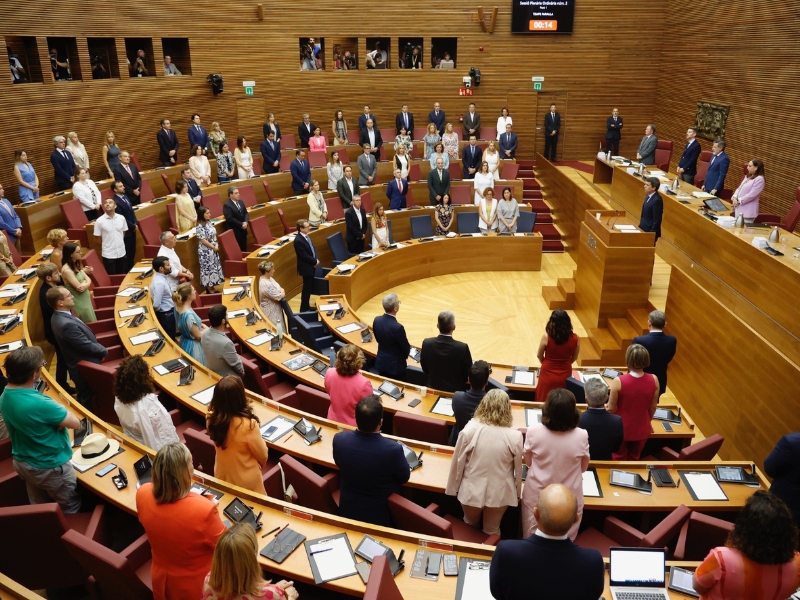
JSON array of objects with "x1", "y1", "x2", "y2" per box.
[
  {"x1": 101, "y1": 131, "x2": 121, "y2": 178},
  {"x1": 234, "y1": 136, "x2": 253, "y2": 179},
  {"x1": 446, "y1": 389, "x2": 523, "y2": 536},
  {"x1": 174, "y1": 179, "x2": 197, "y2": 234},
  {"x1": 473, "y1": 161, "x2": 495, "y2": 205},
  {"x1": 423, "y1": 123, "x2": 441, "y2": 160},
  {"x1": 47, "y1": 228, "x2": 68, "y2": 269},
  {"x1": 189, "y1": 143, "x2": 212, "y2": 187},
  {"x1": 307, "y1": 180, "x2": 327, "y2": 226},
  {"x1": 66, "y1": 131, "x2": 89, "y2": 172},
  {"x1": 442, "y1": 122, "x2": 459, "y2": 160},
  {"x1": 174, "y1": 282, "x2": 206, "y2": 364},
  {"x1": 371, "y1": 202, "x2": 390, "y2": 249},
  {"x1": 325, "y1": 344, "x2": 373, "y2": 426},
  {"x1": 257, "y1": 261, "x2": 286, "y2": 332},
  {"x1": 201, "y1": 523, "x2": 298, "y2": 600},
  {"x1": 208, "y1": 121, "x2": 226, "y2": 157}
]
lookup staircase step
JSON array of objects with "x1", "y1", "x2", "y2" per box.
[
  {"x1": 517, "y1": 160, "x2": 536, "y2": 168},
  {"x1": 542, "y1": 240, "x2": 565, "y2": 252},
  {"x1": 542, "y1": 286, "x2": 572, "y2": 309},
  {"x1": 608, "y1": 318, "x2": 639, "y2": 349},
  {"x1": 536, "y1": 214, "x2": 553, "y2": 224},
  {"x1": 588, "y1": 328, "x2": 626, "y2": 365},
  {"x1": 534, "y1": 223, "x2": 560, "y2": 241},
  {"x1": 523, "y1": 191, "x2": 543, "y2": 201},
  {"x1": 521, "y1": 180, "x2": 541, "y2": 191},
  {"x1": 528, "y1": 200, "x2": 549, "y2": 212},
  {"x1": 626, "y1": 308, "x2": 652, "y2": 335},
  {"x1": 577, "y1": 339, "x2": 603, "y2": 366},
  {"x1": 557, "y1": 278, "x2": 575, "y2": 300}
]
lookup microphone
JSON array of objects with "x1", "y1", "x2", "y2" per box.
[{"x1": 608, "y1": 211, "x2": 620, "y2": 229}]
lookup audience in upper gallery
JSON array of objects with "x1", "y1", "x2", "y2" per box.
[
  {"x1": 764, "y1": 432, "x2": 800, "y2": 528},
  {"x1": 632, "y1": 309, "x2": 677, "y2": 398},
  {"x1": 490, "y1": 484, "x2": 604, "y2": 600},
  {"x1": 162, "y1": 55, "x2": 181, "y2": 76},
  {"x1": 51, "y1": 135, "x2": 76, "y2": 190},
  {"x1": 136, "y1": 443, "x2": 225, "y2": 600},
  {"x1": 202, "y1": 305, "x2": 245, "y2": 379},
  {"x1": 174, "y1": 282, "x2": 207, "y2": 366},
  {"x1": 257, "y1": 261, "x2": 286, "y2": 332},
  {"x1": 72, "y1": 167, "x2": 102, "y2": 220},
  {"x1": 449, "y1": 360, "x2": 490, "y2": 445},
  {"x1": 522, "y1": 389, "x2": 589, "y2": 540},
  {"x1": 342, "y1": 51, "x2": 356, "y2": 70},
  {"x1": 114, "y1": 355, "x2": 179, "y2": 451},
  {"x1": 0, "y1": 346, "x2": 83, "y2": 514},
  {"x1": 196, "y1": 206, "x2": 225, "y2": 294},
  {"x1": 325, "y1": 344, "x2": 373, "y2": 427},
  {"x1": 308, "y1": 126, "x2": 327, "y2": 153},
  {"x1": 234, "y1": 136, "x2": 253, "y2": 179},
  {"x1": 65, "y1": 131, "x2": 89, "y2": 172},
  {"x1": 332, "y1": 395, "x2": 411, "y2": 526},
  {"x1": 421, "y1": 311, "x2": 472, "y2": 393},
  {"x1": 46, "y1": 228, "x2": 67, "y2": 269},
  {"x1": 731, "y1": 158, "x2": 765, "y2": 224},
  {"x1": 174, "y1": 180, "x2": 197, "y2": 234},
  {"x1": 14, "y1": 149, "x2": 39, "y2": 202},
  {"x1": 497, "y1": 187, "x2": 520, "y2": 233},
  {"x1": 693, "y1": 491, "x2": 800, "y2": 599},
  {"x1": 37, "y1": 262, "x2": 73, "y2": 392},
  {"x1": 201, "y1": 523, "x2": 298, "y2": 600},
  {"x1": 260, "y1": 131, "x2": 281, "y2": 176},
  {"x1": 446, "y1": 389, "x2": 523, "y2": 536},
  {"x1": 607, "y1": 344, "x2": 659, "y2": 460},
  {"x1": 0, "y1": 182, "x2": 23, "y2": 249},
  {"x1": 326, "y1": 150, "x2": 344, "y2": 191},
  {"x1": 189, "y1": 144, "x2": 212, "y2": 187},
  {"x1": 331, "y1": 109, "x2": 348, "y2": 145},
  {"x1": 207, "y1": 376, "x2": 268, "y2": 495},
  {"x1": 60, "y1": 242, "x2": 96, "y2": 323},
  {"x1": 130, "y1": 49, "x2": 149, "y2": 77},
  {"x1": 216, "y1": 142, "x2": 235, "y2": 183},
  {"x1": 208, "y1": 121, "x2": 227, "y2": 157},
  {"x1": 578, "y1": 378, "x2": 623, "y2": 460},
  {"x1": 102, "y1": 131, "x2": 121, "y2": 178},
  {"x1": 536, "y1": 309, "x2": 580, "y2": 403}
]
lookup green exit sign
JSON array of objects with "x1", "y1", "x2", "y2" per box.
[
  {"x1": 533, "y1": 82, "x2": 542, "y2": 91},
  {"x1": 244, "y1": 86, "x2": 254, "y2": 96}
]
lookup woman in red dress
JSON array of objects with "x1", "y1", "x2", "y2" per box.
[{"x1": 536, "y1": 309, "x2": 580, "y2": 403}]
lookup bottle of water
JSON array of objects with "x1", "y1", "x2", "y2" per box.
[
  {"x1": 276, "y1": 321, "x2": 284, "y2": 341},
  {"x1": 672, "y1": 177, "x2": 679, "y2": 191}
]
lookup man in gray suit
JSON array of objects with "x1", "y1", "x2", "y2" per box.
[
  {"x1": 636, "y1": 124, "x2": 658, "y2": 165},
  {"x1": 357, "y1": 143, "x2": 377, "y2": 186},
  {"x1": 47, "y1": 287, "x2": 108, "y2": 407},
  {"x1": 201, "y1": 305, "x2": 244, "y2": 378}
]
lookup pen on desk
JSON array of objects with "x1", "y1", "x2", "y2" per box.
[
  {"x1": 310, "y1": 547, "x2": 333, "y2": 555},
  {"x1": 397, "y1": 549, "x2": 405, "y2": 562},
  {"x1": 261, "y1": 525, "x2": 281, "y2": 538},
  {"x1": 274, "y1": 523, "x2": 289, "y2": 537},
  {"x1": 255, "y1": 511, "x2": 263, "y2": 524},
  {"x1": 676, "y1": 477, "x2": 681, "y2": 488},
  {"x1": 284, "y1": 434, "x2": 293, "y2": 443}
]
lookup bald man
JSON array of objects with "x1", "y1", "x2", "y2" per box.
[{"x1": 489, "y1": 484, "x2": 604, "y2": 600}]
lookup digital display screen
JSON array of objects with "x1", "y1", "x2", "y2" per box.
[{"x1": 511, "y1": 0, "x2": 576, "y2": 33}]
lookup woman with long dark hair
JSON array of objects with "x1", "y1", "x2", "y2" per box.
[
  {"x1": 536, "y1": 309, "x2": 580, "y2": 402},
  {"x1": 60, "y1": 242, "x2": 96, "y2": 322}
]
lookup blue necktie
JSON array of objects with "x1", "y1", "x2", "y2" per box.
[{"x1": 306, "y1": 235, "x2": 316, "y2": 259}]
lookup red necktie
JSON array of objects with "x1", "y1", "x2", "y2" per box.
[{"x1": 398, "y1": 180, "x2": 402, "y2": 193}]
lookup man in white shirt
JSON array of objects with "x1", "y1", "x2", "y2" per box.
[
  {"x1": 157, "y1": 231, "x2": 194, "y2": 291},
  {"x1": 92, "y1": 198, "x2": 127, "y2": 275},
  {"x1": 336, "y1": 165, "x2": 360, "y2": 208},
  {"x1": 8, "y1": 53, "x2": 25, "y2": 83}
]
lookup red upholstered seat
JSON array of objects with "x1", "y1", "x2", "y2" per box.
[
  {"x1": 201, "y1": 192, "x2": 223, "y2": 219},
  {"x1": 364, "y1": 555, "x2": 404, "y2": 600},
  {"x1": 393, "y1": 412, "x2": 449, "y2": 446},
  {"x1": 183, "y1": 428, "x2": 216, "y2": 474},
  {"x1": 250, "y1": 216, "x2": 275, "y2": 246},
  {"x1": 654, "y1": 140, "x2": 673, "y2": 172},
  {"x1": 82, "y1": 249, "x2": 125, "y2": 295},
  {"x1": 694, "y1": 151, "x2": 712, "y2": 189},
  {"x1": 658, "y1": 434, "x2": 723, "y2": 461},
  {"x1": 241, "y1": 357, "x2": 295, "y2": 403},
  {"x1": 673, "y1": 511, "x2": 734, "y2": 561},
  {"x1": 408, "y1": 162, "x2": 422, "y2": 182},
  {"x1": 309, "y1": 150, "x2": 327, "y2": 168},
  {"x1": 160, "y1": 173, "x2": 175, "y2": 195},
  {"x1": 277, "y1": 208, "x2": 292, "y2": 234},
  {"x1": 279, "y1": 455, "x2": 340, "y2": 514},
  {"x1": 0, "y1": 438, "x2": 27, "y2": 507},
  {"x1": 450, "y1": 185, "x2": 471, "y2": 205},
  {"x1": 294, "y1": 384, "x2": 331, "y2": 419},
  {"x1": 139, "y1": 178, "x2": 155, "y2": 203},
  {"x1": 755, "y1": 190, "x2": 800, "y2": 232},
  {"x1": 137, "y1": 215, "x2": 163, "y2": 258},
  {"x1": 325, "y1": 196, "x2": 346, "y2": 221},
  {"x1": 387, "y1": 493, "x2": 500, "y2": 545},
  {"x1": 218, "y1": 229, "x2": 248, "y2": 276},
  {"x1": 500, "y1": 162, "x2": 519, "y2": 180},
  {"x1": 360, "y1": 191, "x2": 374, "y2": 213},
  {"x1": 261, "y1": 180, "x2": 274, "y2": 201},
  {"x1": 238, "y1": 184, "x2": 257, "y2": 208},
  {"x1": 60, "y1": 199, "x2": 90, "y2": 247}
]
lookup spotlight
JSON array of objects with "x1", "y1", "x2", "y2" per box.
[{"x1": 206, "y1": 74, "x2": 224, "y2": 95}]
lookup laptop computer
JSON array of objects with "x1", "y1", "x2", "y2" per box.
[{"x1": 609, "y1": 547, "x2": 669, "y2": 600}]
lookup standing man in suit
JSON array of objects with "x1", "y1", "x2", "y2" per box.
[
  {"x1": 385, "y1": 168, "x2": 408, "y2": 210},
  {"x1": 544, "y1": 103, "x2": 561, "y2": 162},
  {"x1": 37, "y1": 263, "x2": 73, "y2": 394},
  {"x1": 701, "y1": 139, "x2": 730, "y2": 196},
  {"x1": 395, "y1": 104, "x2": 415, "y2": 135},
  {"x1": 373, "y1": 293, "x2": 411, "y2": 380},
  {"x1": 260, "y1": 130, "x2": 281, "y2": 174},
  {"x1": 429, "y1": 102, "x2": 446, "y2": 136},
  {"x1": 289, "y1": 149, "x2": 311, "y2": 196},
  {"x1": 111, "y1": 180, "x2": 138, "y2": 271},
  {"x1": 427, "y1": 157, "x2": 451, "y2": 205},
  {"x1": 187, "y1": 114, "x2": 209, "y2": 155},
  {"x1": 421, "y1": 311, "x2": 472, "y2": 393},
  {"x1": 50, "y1": 136, "x2": 76, "y2": 190},
  {"x1": 463, "y1": 102, "x2": 481, "y2": 140},
  {"x1": 489, "y1": 484, "x2": 604, "y2": 600},
  {"x1": 297, "y1": 113, "x2": 316, "y2": 149},
  {"x1": 676, "y1": 127, "x2": 701, "y2": 184},
  {"x1": 181, "y1": 167, "x2": 203, "y2": 207},
  {"x1": 113, "y1": 151, "x2": 142, "y2": 205},
  {"x1": 359, "y1": 119, "x2": 383, "y2": 156},
  {"x1": 578, "y1": 379, "x2": 623, "y2": 460},
  {"x1": 345, "y1": 196, "x2": 368, "y2": 253},
  {"x1": 332, "y1": 396, "x2": 411, "y2": 526},
  {"x1": 462, "y1": 135, "x2": 483, "y2": 180},
  {"x1": 636, "y1": 124, "x2": 658, "y2": 165},
  {"x1": 499, "y1": 123, "x2": 518, "y2": 159},
  {"x1": 638, "y1": 177, "x2": 663, "y2": 241},
  {"x1": 293, "y1": 219, "x2": 319, "y2": 312},
  {"x1": 632, "y1": 310, "x2": 677, "y2": 398},
  {"x1": 47, "y1": 286, "x2": 108, "y2": 407},
  {"x1": 92, "y1": 197, "x2": 128, "y2": 275},
  {"x1": 765, "y1": 432, "x2": 800, "y2": 527},
  {"x1": 357, "y1": 144, "x2": 377, "y2": 186},
  {"x1": 157, "y1": 118, "x2": 179, "y2": 166},
  {"x1": 223, "y1": 185, "x2": 250, "y2": 251},
  {"x1": 605, "y1": 108, "x2": 623, "y2": 156},
  {"x1": 449, "y1": 361, "x2": 490, "y2": 445},
  {"x1": 358, "y1": 105, "x2": 377, "y2": 134},
  {"x1": 337, "y1": 165, "x2": 359, "y2": 208}
]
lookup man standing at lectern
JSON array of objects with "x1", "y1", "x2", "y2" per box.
[{"x1": 638, "y1": 177, "x2": 663, "y2": 241}]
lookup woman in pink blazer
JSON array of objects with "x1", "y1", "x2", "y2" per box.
[
  {"x1": 445, "y1": 390, "x2": 523, "y2": 535},
  {"x1": 325, "y1": 344, "x2": 373, "y2": 426},
  {"x1": 731, "y1": 158, "x2": 765, "y2": 223},
  {"x1": 521, "y1": 388, "x2": 589, "y2": 540},
  {"x1": 308, "y1": 127, "x2": 328, "y2": 153}
]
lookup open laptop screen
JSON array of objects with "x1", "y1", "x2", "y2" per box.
[{"x1": 609, "y1": 548, "x2": 666, "y2": 587}]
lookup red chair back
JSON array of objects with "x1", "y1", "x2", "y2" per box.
[
  {"x1": 450, "y1": 185, "x2": 471, "y2": 205},
  {"x1": 641, "y1": 504, "x2": 691, "y2": 548},
  {"x1": 338, "y1": 152, "x2": 350, "y2": 165},
  {"x1": 360, "y1": 191, "x2": 374, "y2": 213},
  {"x1": 250, "y1": 216, "x2": 275, "y2": 246},
  {"x1": 393, "y1": 412, "x2": 449, "y2": 445},
  {"x1": 137, "y1": 215, "x2": 162, "y2": 246},
  {"x1": 100, "y1": 187, "x2": 115, "y2": 201},
  {"x1": 412, "y1": 127, "x2": 427, "y2": 141},
  {"x1": 379, "y1": 128, "x2": 395, "y2": 143},
  {"x1": 277, "y1": 208, "x2": 291, "y2": 234},
  {"x1": 378, "y1": 146, "x2": 387, "y2": 162},
  {"x1": 408, "y1": 163, "x2": 422, "y2": 182},
  {"x1": 694, "y1": 151, "x2": 712, "y2": 189},
  {"x1": 387, "y1": 494, "x2": 452, "y2": 539},
  {"x1": 677, "y1": 434, "x2": 724, "y2": 460},
  {"x1": 201, "y1": 193, "x2": 223, "y2": 219},
  {"x1": 241, "y1": 356, "x2": 275, "y2": 399},
  {"x1": 279, "y1": 455, "x2": 339, "y2": 514},
  {"x1": 409, "y1": 145, "x2": 422, "y2": 159},
  {"x1": 3, "y1": 231, "x2": 22, "y2": 264},
  {"x1": 500, "y1": 162, "x2": 519, "y2": 180},
  {"x1": 82, "y1": 249, "x2": 113, "y2": 287},
  {"x1": 262, "y1": 180, "x2": 274, "y2": 201},
  {"x1": 167, "y1": 203, "x2": 178, "y2": 230},
  {"x1": 782, "y1": 192, "x2": 800, "y2": 232},
  {"x1": 61, "y1": 199, "x2": 88, "y2": 228},
  {"x1": 308, "y1": 151, "x2": 327, "y2": 168},
  {"x1": 675, "y1": 512, "x2": 734, "y2": 561},
  {"x1": 129, "y1": 152, "x2": 143, "y2": 171},
  {"x1": 281, "y1": 134, "x2": 296, "y2": 150},
  {"x1": 140, "y1": 178, "x2": 155, "y2": 203},
  {"x1": 218, "y1": 229, "x2": 245, "y2": 262},
  {"x1": 238, "y1": 184, "x2": 257, "y2": 208},
  {"x1": 448, "y1": 163, "x2": 462, "y2": 182},
  {"x1": 294, "y1": 384, "x2": 330, "y2": 418},
  {"x1": 346, "y1": 130, "x2": 360, "y2": 144},
  {"x1": 364, "y1": 555, "x2": 404, "y2": 600},
  {"x1": 183, "y1": 428, "x2": 216, "y2": 473},
  {"x1": 160, "y1": 173, "x2": 175, "y2": 194},
  {"x1": 325, "y1": 197, "x2": 346, "y2": 221},
  {"x1": 405, "y1": 187, "x2": 417, "y2": 207},
  {"x1": 279, "y1": 154, "x2": 291, "y2": 172},
  {"x1": 481, "y1": 126, "x2": 497, "y2": 141},
  {"x1": 654, "y1": 140, "x2": 673, "y2": 172},
  {"x1": 77, "y1": 360, "x2": 120, "y2": 426},
  {"x1": 252, "y1": 154, "x2": 263, "y2": 176}
]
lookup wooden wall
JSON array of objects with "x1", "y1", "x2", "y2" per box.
[{"x1": 0, "y1": 0, "x2": 667, "y2": 200}]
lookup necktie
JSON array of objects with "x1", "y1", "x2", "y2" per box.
[
  {"x1": 471, "y1": 146, "x2": 475, "y2": 157},
  {"x1": 398, "y1": 179, "x2": 402, "y2": 193},
  {"x1": 645, "y1": 194, "x2": 651, "y2": 204},
  {"x1": 196, "y1": 125, "x2": 200, "y2": 132},
  {"x1": 614, "y1": 117, "x2": 617, "y2": 122},
  {"x1": 404, "y1": 114, "x2": 408, "y2": 128},
  {"x1": 306, "y1": 235, "x2": 316, "y2": 259},
  {"x1": 438, "y1": 170, "x2": 442, "y2": 181},
  {"x1": 710, "y1": 154, "x2": 716, "y2": 165},
  {"x1": 125, "y1": 164, "x2": 132, "y2": 176},
  {"x1": 435, "y1": 111, "x2": 439, "y2": 116}
]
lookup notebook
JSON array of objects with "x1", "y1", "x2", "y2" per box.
[{"x1": 609, "y1": 547, "x2": 669, "y2": 600}]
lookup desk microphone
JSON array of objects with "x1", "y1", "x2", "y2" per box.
[
  {"x1": 606, "y1": 210, "x2": 619, "y2": 226},
  {"x1": 608, "y1": 214, "x2": 620, "y2": 229}
]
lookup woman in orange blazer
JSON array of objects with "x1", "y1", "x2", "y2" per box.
[
  {"x1": 136, "y1": 442, "x2": 225, "y2": 600},
  {"x1": 207, "y1": 375, "x2": 268, "y2": 495}
]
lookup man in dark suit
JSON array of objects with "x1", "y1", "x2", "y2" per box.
[
  {"x1": 395, "y1": 104, "x2": 415, "y2": 135},
  {"x1": 337, "y1": 165, "x2": 359, "y2": 209},
  {"x1": 701, "y1": 139, "x2": 730, "y2": 196},
  {"x1": 544, "y1": 103, "x2": 561, "y2": 162},
  {"x1": 632, "y1": 310, "x2": 677, "y2": 398},
  {"x1": 449, "y1": 361, "x2": 490, "y2": 445},
  {"x1": 462, "y1": 135, "x2": 483, "y2": 180},
  {"x1": 260, "y1": 130, "x2": 281, "y2": 174},
  {"x1": 765, "y1": 432, "x2": 800, "y2": 527},
  {"x1": 463, "y1": 102, "x2": 481, "y2": 140},
  {"x1": 359, "y1": 119, "x2": 383, "y2": 156},
  {"x1": 636, "y1": 124, "x2": 658, "y2": 165},
  {"x1": 578, "y1": 378, "x2": 623, "y2": 460},
  {"x1": 157, "y1": 118, "x2": 179, "y2": 166},
  {"x1": 297, "y1": 113, "x2": 316, "y2": 149},
  {"x1": 37, "y1": 262, "x2": 73, "y2": 393},
  {"x1": 605, "y1": 108, "x2": 623, "y2": 156},
  {"x1": 489, "y1": 484, "x2": 604, "y2": 600},
  {"x1": 429, "y1": 102, "x2": 446, "y2": 136},
  {"x1": 332, "y1": 396, "x2": 411, "y2": 527},
  {"x1": 293, "y1": 219, "x2": 319, "y2": 312},
  {"x1": 47, "y1": 286, "x2": 108, "y2": 407},
  {"x1": 373, "y1": 293, "x2": 411, "y2": 380},
  {"x1": 420, "y1": 311, "x2": 472, "y2": 393},
  {"x1": 358, "y1": 105, "x2": 378, "y2": 134},
  {"x1": 427, "y1": 157, "x2": 451, "y2": 205},
  {"x1": 223, "y1": 185, "x2": 250, "y2": 251},
  {"x1": 181, "y1": 167, "x2": 203, "y2": 206},
  {"x1": 638, "y1": 177, "x2": 663, "y2": 241},
  {"x1": 499, "y1": 123, "x2": 518, "y2": 159},
  {"x1": 111, "y1": 180, "x2": 138, "y2": 272},
  {"x1": 676, "y1": 127, "x2": 701, "y2": 184},
  {"x1": 187, "y1": 113, "x2": 209, "y2": 154},
  {"x1": 385, "y1": 168, "x2": 408, "y2": 210},
  {"x1": 113, "y1": 151, "x2": 142, "y2": 205},
  {"x1": 345, "y1": 196, "x2": 368, "y2": 253},
  {"x1": 50, "y1": 136, "x2": 76, "y2": 190},
  {"x1": 289, "y1": 149, "x2": 311, "y2": 196}
]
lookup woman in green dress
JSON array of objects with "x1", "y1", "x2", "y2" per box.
[{"x1": 60, "y1": 242, "x2": 96, "y2": 323}]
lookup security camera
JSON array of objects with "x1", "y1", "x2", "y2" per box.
[{"x1": 465, "y1": 80, "x2": 471, "y2": 88}]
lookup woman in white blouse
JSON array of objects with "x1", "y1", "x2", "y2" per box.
[
  {"x1": 496, "y1": 108, "x2": 512, "y2": 141},
  {"x1": 234, "y1": 136, "x2": 253, "y2": 179},
  {"x1": 473, "y1": 161, "x2": 495, "y2": 205},
  {"x1": 327, "y1": 151, "x2": 344, "y2": 191},
  {"x1": 478, "y1": 188, "x2": 499, "y2": 231},
  {"x1": 307, "y1": 180, "x2": 328, "y2": 226},
  {"x1": 188, "y1": 144, "x2": 212, "y2": 187},
  {"x1": 66, "y1": 132, "x2": 90, "y2": 173},
  {"x1": 113, "y1": 355, "x2": 179, "y2": 451},
  {"x1": 71, "y1": 167, "x2": 102, "y2": 221},
  {"x1": 484, "y1": 141, "x2": 500, "y2": 177},
  {"x1": 394, "y1": 145, "x2": 410, "y2": 179}
]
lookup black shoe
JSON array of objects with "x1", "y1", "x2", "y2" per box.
[{"x1": 61, "y1": 384, "x2": 77, "y2": 395}]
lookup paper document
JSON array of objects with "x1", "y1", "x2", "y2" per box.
[
  {"x1": 525, "y1": 408, "x2": 542, "y2": 426},
  {"x1": 129, "y1": 331, "x2": 161, "y2": 345},
  {"x1": 513, "y1": 370, "x2": 535, "y2": 386},
  {"x1": 309, "y1": 537, "x2": 357, "y2": 582},
  {"x1": 583, "y1": 373, "x2": 605, "y2": 384},
  {"x1": 39, "y1": 249, "x2": 53, "y2": 255},
  {"x1": 14, "y1": 268, "x2": 35, "y2": 277},
  {"x1": 648, "y1": 170, "x2": 666, "y2": 176},
  {"x1": 129, "y1": 267, "x2": 151, "y2": 273},
  {"x1": 614, "y1": 224, "x2": 637, "y2": 230},
  {"x1": 247, "y1": 332, "x2": 275, "y2": 346},
  {"x1": 684, "y1": 472, "x2": 727, "y2": 501},
  {"x1": 337, "y1": 264, "x2": 355, "y2": 273},
  {"x1": 0, "y1": 290, "x2": 20, "y2": 298},
  {"x1": 318, "y1": 303, "x2": 341, "y2": 312},
  {"x1": 430, "y1": 397, "x2": 454, "y2": 417},
  {"x1": 191, "y1": 386, "x2": 216, "y2": 405},
  {"x1": 335, "y1": 322, "x2": 361, "y2": 335},
  {"x1": 460, "y1": 561, "x2": 493, "y2": 600},
  {"x1": 691, "y1": 191, "x2": 716, "y2": 199},
  {"x1": 0, "y1": 340, "x2": 25, "y2": 354},
  {"x1": 222, "y1": 287, "x2": 244, "y2": 295},
  {"x1": 152, "y1": 359, "x2": 188, "y2": 376},
  {"x1": 446, "y1": 232, "x2": 457, "y2": 238},
  {"x1": 514, "y1": 233, "x2": 526, "y2": 237},
  {"x1": 582, "y1": 471, "x2": 601, "y2": 497},
  {"x1": 118, "y1": 307, "x2": 145, "y2": 318},
  {"x1": 116, "y1": 287, "x2": 143, "y2": 297},
  {"x1": 226, "y1": 309, "x2": 250, "y2": 318},
  {"x1": 261, "y1": 417, "x2": 295, "y2": 442}
]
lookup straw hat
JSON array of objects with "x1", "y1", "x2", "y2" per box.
[{"x1": 72, "y1": 432, "x2": 120, "y2": 466}]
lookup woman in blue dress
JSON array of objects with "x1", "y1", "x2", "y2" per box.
[
  {"x1": 173, "y1": 282, "x2": 207, "y2": 365},
  {"x1": 0, "y1": 193, "x2": 23, "y2": 250},
  {"x1": 13, "y1": 150, "x2": 39, "y2": 202}
]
